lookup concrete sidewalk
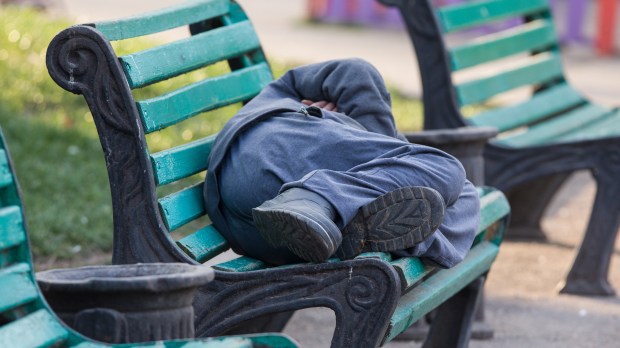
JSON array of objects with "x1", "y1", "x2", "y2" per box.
[{"x1": 53, "y1": 1, "x2": 620, "y2": 347}]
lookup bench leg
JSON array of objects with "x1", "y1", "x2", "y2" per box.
[
  {"x1": 422, "y1": 276, "x2": 485, "y2": 348},
  {"x1": 504, "y1": 173, "x2": 571, "y2": 240},
  {"x1": 560, "y1": 169, "x2": 620, "y2": 296},
  {"x1": 194, "y1": 259, "x2": 401, "y2": 348}
]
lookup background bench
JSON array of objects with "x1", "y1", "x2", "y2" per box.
[
  {"x1": 0, "y1": 127, "x2": 297, "y2": 348},
  {"x1": 381, "y1": 0, "x2": 620, "y2": 296},
  {"x1": 46, "y1": 0, "x2": 511, "y2": 346}
]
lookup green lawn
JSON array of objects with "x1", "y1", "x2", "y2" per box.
[{"x1": 0, "y1": 6, "x2": 424, "y2": 265}]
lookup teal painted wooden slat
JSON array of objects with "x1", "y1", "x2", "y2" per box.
[
  {"x1": 384, "y1": 241, "x2": 499, "y2": 343},
  {"x1": 450, "y1": 19, "x2": 557, "y2": 71},
  {"x1": 177, "y1": 225, "x2": 229, "y2": 263},
  {"x1": 0, "y1": 309, "x2": 69, "y2": 348},
  {"x1": 0, "y1": 206, "x2": 25, "y2": 251},
  {"x1": 121, "y1": 21, "x2": 262, "y2": 88},
  {"x1": 151, "y1": 135, "x2": 216, "y2": 186},
  {"x1": 94, "y1": 0, "x2": 229, "y2": 41},
  {"x1": 0, "y1": 264, "x2": 37, "y2": 313},
  {"x1": 0, "y1": 150, "x2": 13, "y2": 188},
  {"x1": 478, "y1": 189, "x2": 510, "y2": 240},
  {"x1": 76, "y1": 334, "x2": 296, "y2": 348},
  {"x1": 456, "y1": 52, "x2": 564, "y2": 105},
  {"x1": 436, "y1": 0, "x2": 549, "y2": 33},
  {"x1": 178, "y1": 338, "x2": 253, "y2": 348},
  {"x1": 138, "y1": 63, "x2": 272, "y2": 133},
  {"x1": 390, "y1": 257, "x2": 432, "y2": 293},
  {"x1": 355, "y1": 252, "x2": 393, "y2": 262},
  {"x1": 72, "y1": 341, "x2": 109, "y2": 348},
  {"x1": 159, "y1": 183, "x2": 205, "y2": 231},
  {"x1": 469, "y1": 83, "x2": 586, "y2": 132},
  {"x1": 555, "y1": 108, "x2": 620, "y2": 143},
  {"x1": 247, "y1": 334, "x2": 299, "y2": 348},
  {"x1": 213, "y1": 256, "x2": 270, "y2": 272},
  {"x1": 499, "y1": 103, "x2": 613, "y2": 147}
]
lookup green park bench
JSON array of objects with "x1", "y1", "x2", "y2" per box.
[
  {"x1": 0, "y1": 127, "x2": 297, "y2": 348},
  {"x1": 381, "y1": 0, "x2": 620, "y2": 296},
  {"x1": 45, "y1": 0, "x2": 511, "y2": 346}
]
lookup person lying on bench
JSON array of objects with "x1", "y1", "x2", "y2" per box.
[{"x1": 204, "y1": 58, "x2": 479, "y2": 267}]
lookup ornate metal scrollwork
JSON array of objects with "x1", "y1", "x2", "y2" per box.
[
  {"x1": 195, "y1": 259, "x2": 400, "y2": 347},
  {"x1": 346, "y1": 275, "x2": 384, "y2": 312},
  {"x1": 46, "y1": 25, "x2": 189, "y2": 265},
  {"x1": 46, "y1": 25, "x2": 135, "y2": 134}
]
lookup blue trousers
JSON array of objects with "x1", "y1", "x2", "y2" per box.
[{"x1": 215, "y1": 59, "x2": 479, "y2": 266}]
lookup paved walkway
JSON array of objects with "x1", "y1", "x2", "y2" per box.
[{"x1": 53, "y1": 1, "x2": 620, "y2": 347}]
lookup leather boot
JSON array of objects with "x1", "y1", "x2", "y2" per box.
[
  {"x1": 252, "y1": 188, "x2": 342, "y2": 263},
  {"x1": 335, "y1": 186, "x2": 445, "y2": 259}
]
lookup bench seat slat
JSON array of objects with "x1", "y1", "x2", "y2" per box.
[
  {"x1": 159, "y1": 183, "x2": 205, "y2": 231},
  {"x1": 355, "y1": 252, "x2": 393, "y2": 262},
  {"x1": 450, "y1": 19, "x2": 557, "y2": 71},
  {"x1": 177, "y1": 225, "x2": 229, "y2": 263},
  {"x1": 213, "y1": 256, "x2": 270, "y2": 272},
  {"x1": 139, "y1": 63, "x2": 272, "y2": 133},
  {"x1": 499, "y1": 103, "x2": 614, "y2": 147},
  {"x1": 436, "y1": 0, "x2": 548, "y2": 33},
  {"x1": 554, "y1": 108, "x2": 620, "y2": 143},
  {"x1": 151, "y1": 135, "x2": 216, "y2": 186},
  {"x1": 384, "y1": 241, "x2": 499, "y2": 343},
  {"x1": 94, "y1": 0, "x2": 229, "y2": 41},
  {"x1": 0, "y1": 309, "x2": 69, "y2": 348},
  {"x1": 121, "y1": 21, "x2": 262, "y2": 88},
  {"x1": 0, "y1": 150, "x2": 13, "y2": 188},
  {"x1": 468, "y1": 83, "x2": 586, "y2": 132},
  {"x1": 0, "y1": 206, "x2": 25, "y2": 251},
  {"x1": 478, "y1": 188, "x2": 511, "y2": 236},
  {"x1": 456, "y1": 52, "x2": 564, "y2": 105},
  {"x1": 0, "y1": 264, "x2": 37, "y2": 313},
  {"x1": 390, "y1": 257, "x2": 433, "y2": 293}
]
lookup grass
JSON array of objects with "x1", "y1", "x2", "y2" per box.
[{"x1": 0, "y1": 6, "x2": 424, "y2": 265}]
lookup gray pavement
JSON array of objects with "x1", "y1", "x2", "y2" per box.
[{"x1": 52, "y1": 1, "x2": 620, "y2": 347}]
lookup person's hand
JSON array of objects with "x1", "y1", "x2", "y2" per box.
[{"x1": 302, "y1": 99, "x2": 338, "y2": 112}]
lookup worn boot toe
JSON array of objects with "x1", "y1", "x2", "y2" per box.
[{"x1": 252, "y1": 188, "x2": 342, "y2": 263}]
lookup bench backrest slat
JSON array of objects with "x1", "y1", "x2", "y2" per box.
[
  {"x1": 138, "y1": 63, "x2": 272, "y2": 133},
  {"x1": 499, "y1": 104, "x2": 613, "y2": 147},
  {"x1": 93, "y1": 0, "x2": 230, "y2": 41},
  {"x1": 450, "y1": 19, "x2": 556, "y2": 71},
  {"x1": 151, "y1": 135, "x2": 216, "y2": 186},
  {"x1": 469, "y1": 83, "x2": 586, "y2": 132},
  {"x1": 436, "y1": 0, "x2": 548, "y2": 33},
  {"x1": 418, "y1": 0, "x2": 583, "y2": 142},
  {"x1": 554, "y1": 110, "x2": 620, "y2": 144},
  {"x1": 455, "y1": 52, "x2": 563, "y2": 105},
  {"x1": 82, "y1": 1, "x2": 272, "y2": 264},
  {"x1": 0, "y1": 206, "x2": 25, "y2": 251},
  {"x1": 0, "y1": 150, "x2": 13, "y2": 189},
  {"x1": 0, "y1": 309, "x2": 69, "y2": 347},
  {"x1": 121, "y1": 21, "x2": 263, "y2": 89},
  {"x1": 176, "y1": 225, "x2": 228, "y2": 263},
  {"x1": 0, "y1": 265, "x2": 38, "y2": 313},
  {"x1": 158, "y1": 183, "x2": 205, "y2": 231}
]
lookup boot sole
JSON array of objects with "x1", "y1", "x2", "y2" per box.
[
  {"x1": 335, "y1": 186, "x2": 445, "y2": 259},
  {"x1": 252, "y1": 208, "x2": 341, "y2": 263}
]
